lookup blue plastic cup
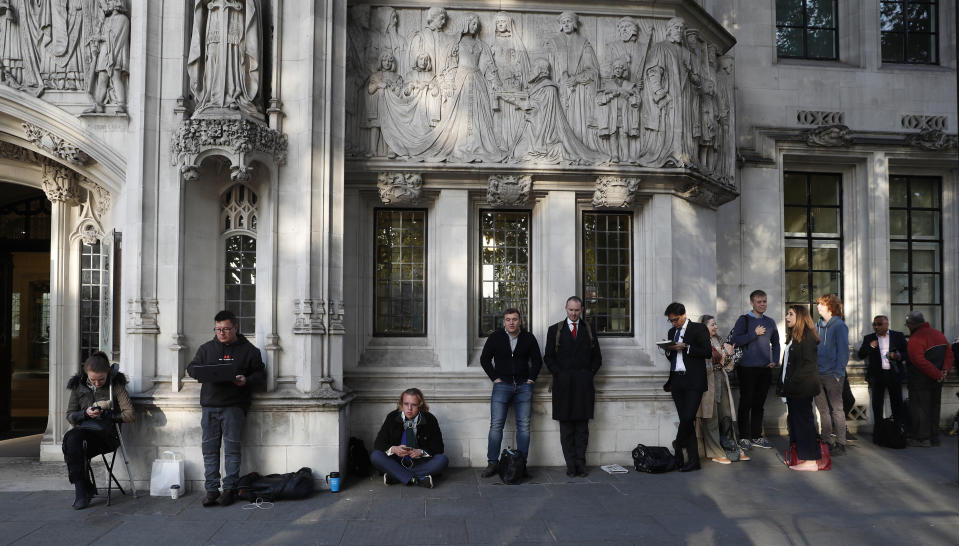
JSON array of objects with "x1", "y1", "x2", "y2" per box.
[{"x1": 326, "y1": 471, "x2": 341, "y2": 492}]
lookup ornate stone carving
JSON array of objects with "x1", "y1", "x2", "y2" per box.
[
  {"x1": 22, "y1": 123, "x2": 91, "y2": 165},
  {"x1": 592, "y1": 176, "x2": 640, "y2": 208},
  {"x1": 678, "y1": 180, "x2": 735, "y2": 209},
  {"x1": 487, "y1": 174, "x2": 531, "y2": 206},
  {"x1": 797, "y1": 111, "x2": 845, "y2": 126},
  {"x1": 901, "y1": 114, "x2": 947, "y2": 131},
  {"x1": 40, "y1": 160, "x2": 82, "y2": 204},
  {"x1": 188, "y1": 0, "x2": 264, "y2": 119},
  {"x1": 127, "y1": 298, "x2": 160, "y2": 334},
  {"x1": 85, "y1": 0, "x2": 131, "y2": 114},
  {"x1": 293, "y1": 299, "x2": 326, "y2": 334},
  {"x1": 171, "y1": 117, "x2": 288, "y2": 176},
  {"x1": 805, "y1": 124, "x2": 851, "y2": 147},
  {"x1": 906, "y1": 128, "x2": 957, "y2": 151},
  {"x1": 0, "y1": 140, "x2": 44, "y2": 163},
  {"x1": 376, "y1": 172, "x2": 423, "y2": 205},
  {"x1": 79, "y1": 178, "x2": 111, "y2": 218},
  {"x1": 327, "y1": 300, "x2": 345, "y2": 334}
]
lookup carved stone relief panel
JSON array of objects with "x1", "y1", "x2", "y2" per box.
[
  {"x1": 592, "y1": 176, "x2": 639, "y2": 208},
  {"x1": 901, "y1": 114, "x2": 947, "y2": 131},
  {"x1": 22, "y1": 122, "x2": 91, "y2": 165},
  {"x1": 797, "y1": 110, "x2": 844, "y2": 126},
  {"x1": 486, "y1": 174, "x2": 531, "y2": 206},
  {"x1": 344, "y1": 7, "x2": 734, "y2": 182},
  {"x1": 805, "y1": 124, "x2": 850, "y2": 147},
  {"x1": 40, "y1": 159, "x2": 82, "y2": 204},
  {"x1": 376, "y1": 172, "x2": 423, "y2": 205},
  {"x1": 906, "y1": 129, "x2": 957, "y2": 151}
]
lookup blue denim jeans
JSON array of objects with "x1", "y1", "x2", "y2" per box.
[
  {"x1": 370, "y1": 450, "x2": 450, "y2": 484},
  {"x1": 201, "y1": 406, "x2": 245, "y2": 492},
  {"x1": 487, "y1": 381, "x2": 533, "y2": 463}
]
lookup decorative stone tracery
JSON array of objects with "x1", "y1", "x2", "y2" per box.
[
  {"x1": 23, "y1": 123, "x2": 92, "y2": 165},
  {"x1": 171, "y1": 117, "x2": 288, "y2": 176}
]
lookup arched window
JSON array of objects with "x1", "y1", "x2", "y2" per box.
[{"x1": 221, "y1": 184, "x2": 257, "y2": 334}]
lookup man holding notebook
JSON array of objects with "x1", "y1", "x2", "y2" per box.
[{"x1": 187, "y1": 310, "x2": 265, "y2": 507}]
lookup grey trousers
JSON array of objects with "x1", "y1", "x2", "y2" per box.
[
  {"x1": 700, "y1": 370, "x2": 735, "y2": 459},
  {"x1": 814, "y1": 374, "x2": 847, "y2": 446},
  {"x1": 201, "y1": 406, "x2": 245, "y2": 492}
]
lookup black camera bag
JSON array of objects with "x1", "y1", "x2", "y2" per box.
[
  {"x1": 631, "y1": 444, "x2": 675, "y2": 473},
  {"x1": 237, "y1": 467, "x2": 315, "y2": 501},
  {"x1": 497, "y1": 447, "x2": 527, "y2": 484}
]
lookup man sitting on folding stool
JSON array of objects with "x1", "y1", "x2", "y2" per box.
[{"x1": 63, "y1": 351, "x2": 135, "y2": 509}]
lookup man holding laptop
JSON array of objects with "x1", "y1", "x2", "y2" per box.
[{"x1": 187, "y1": 310, "x2": 265, "y2": 507}]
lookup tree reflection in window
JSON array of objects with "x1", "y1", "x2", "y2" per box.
[
  {"x1": 222, "y1": 184, "x2": 258, "y2": 333},
  {"x1": 480, "y1": 211, "x2": 530, "y2": 336},
  {"x1": 583, "y1": 212, "x2": 632, "y2": 335},
  {"x1": 776, "y1": 0, "x2": 838, "y2": 60},
  {"x1": 881, "y1": 0, "x2": 938, "y2": 64},
  {"x1": 889, "y1": 176, "x2": 942, "y2": 330},
  {"x1": 374, "y1": 209, "x2": 426, "y2": 335}
]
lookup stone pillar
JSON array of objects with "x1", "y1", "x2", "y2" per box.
[
  {"x1": 866, "y1": 152, "x2": 891, "y2": 318},
  {"x1": 740, "y1": 164, "x2": 785, "y2": 325},
  {"x1": 433, "y1": 190, "x2": 468, "y2": 370},
  {"x1": 539, "y1": 191, "x2": 577, "y2": 333}
]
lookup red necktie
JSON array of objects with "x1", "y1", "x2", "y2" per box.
[{"x1": 572, "y1": 322, "x2": 578, "y2": 339}]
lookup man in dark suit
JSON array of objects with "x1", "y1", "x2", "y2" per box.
[
  {"x1": 545, "y1": 296, "x2": 602, "y2": 477},
  {"x1": 662, "y1": 302, "x2": 710, "y2": 472},
  {"x1": 479, "y1": 308, "x2": 543, "y2": 478},
  {"x1": 856, "y1": 315, "x2": 908, "y2": 437}
]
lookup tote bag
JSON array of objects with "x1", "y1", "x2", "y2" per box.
[{"x1": 150, "y1": 450, "x2": 185, "y2": 496}]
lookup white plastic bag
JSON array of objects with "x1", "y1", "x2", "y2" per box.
[{"x1": 150, "y1": 450, "x2": 185, "y2": 496}]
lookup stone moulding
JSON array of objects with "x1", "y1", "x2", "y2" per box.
[
  {"x1": 171, "y1": 118, "x2": 288, "y2": 177},
  {"x1": 592, "y1": 176, "x2": 640, "y2": 208},
  {"x1": 796, "y1": 110, "x2": 844, "y2": 126},
  {"x1": 293, "y1": 299, "x2": 326, "y2": 335},
  {"x1": 486, "y1": 174, "x2": 531, "y2": 206},
  {"x1": 805, "y1": 124, "x2": 851, "y2": 147},
  {"x1": 901, "y1": 114, "x2": 947, "y2": 131},
  {"x1": 22, "y1": 123, "x2": 92, "y2": 165},
  {"x1": 126, "y1": 298, "x2": 160, "y2": 334}
]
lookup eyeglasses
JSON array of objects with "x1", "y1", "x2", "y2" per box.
[
  {"x1": 214, "y1": 327, "x2": 234, "y2": 333},
  {"x1": 667, "y1": 316, "x2": 683, "y2": 324}
]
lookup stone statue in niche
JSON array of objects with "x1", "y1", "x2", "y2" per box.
[
  {"x1": 487, "y1": 174, "x2": 531, "y2": 206},
  {"x1": 377, "y1": 172, "x2": 423, "y2": 205},
  {"x1": 364, "y1": 51, "x2": 403, "y2": 158},
  {"x1": 346, "y1": 4, "x2": 372, "y2": 156},
  {"x1": 541, "y1": 11, "x2": 603, "y2": 152},
  {"x1": 638, "y1": 17, "x2": 700, "y2": 168},
  {"x1": 604, "y1": 17, "x2": 649, "y2": 86},
  {"x1": 187, "y1": 0, "x2": 263, "y2": 119},
  {"x1": 488, "y1": 11, "x2": 529, "y2": 152},
  {"x1": 84, "y1": 0, "x2": 129, "y2": 113},
  {"x1": 506, "y1": 57, "x2": 603, "y2": 165},
  {"x1": 369, "y1": 7, "x2": 407, "y2": 80},
  {"x1": 595, "y1": 56, "x2": 640, "y2": 164},
  {"x1": 714, "y1": 54, "x2": 734, "y2": 182},
  {"x1": 0, "y1": 0, "x2": 22, "y2": 85}
]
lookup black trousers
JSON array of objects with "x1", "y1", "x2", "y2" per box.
[
  {"x1": 737, "y1": 366, "x2": 771, "y2": 439},
  {"x1": 909, "y1": 374, "x2": 942, "y2": 442},
  {"x1": 786, "y1": 396, "x2": 821, "y2": 461},
  {"x1": 62, "y1": 428, "x2": 114, "y2": 485},
  {"x1": 558, "y1": 420, "x2": 589, "y2": 472},
  {"x1": 870, "y1": 370, "x2": 904, "y2": 425},
  {"x1": 671, "y1": 388, "x2": 704, "y2": 461}
]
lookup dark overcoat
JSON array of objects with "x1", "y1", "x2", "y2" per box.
[
  {"x1": 544, "y1": 320, "x2": 602, "y2": 421},
  {"x1": 777, "y1": 335, "x2": 821, "y2": 398}
]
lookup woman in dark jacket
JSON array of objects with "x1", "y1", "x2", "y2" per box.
[
  {"x1": 779, "y1": 305, "x2": 821, "y2": 471},
  {"x1": 63, "y1": 351, "x2": 135, "y2": 509}
]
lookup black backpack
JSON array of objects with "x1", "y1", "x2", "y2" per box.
[
  {"x1": 497, "y1": 447, "x2": 527, "y2": 484},
  {"x1": 874, "y1": 418, "x2": 907, "y2": 449},
  {"x1": 631, "y1": 444, "x2": 675, "y2": 473},
  {"x1": 236, "y1": 467, "x2": 315, "y2": 501},
  {"x1": 347, "y1": 436, "x2": 372, "y2": 478}
]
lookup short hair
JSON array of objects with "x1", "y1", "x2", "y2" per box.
[
  {"x1": 664, "y1": 302, "x2": 686, "y2": 316},
  {"x1": 616, "y1": 17, "x2": 638, "y2": 35},
  {"x1": 503, "y1": 307, "x2": 521, "y2": 318},
  {"x1": 699, "y1": 314, "x2": 714, "y2": 324},
  {"x1": 214, "y1": 310, "x2": 238, "y2": 327},
  {"x1": 905, "y1": 310, "x2": 925, "y2": 325},
  {"x1": 816, "y1": 294, "x2": 843, "y2": 319},
  {"x1": 749, "y1": 290, "x2": 767, "y2": 301},
  {"x1": 426, "y1": 6, "x2": 447, "y2": 25},
  {"x1": 566, "y1": 296, "x2": 583, "y2": 307},
  {"x1": 873, "y1": 315, "x2": 889, "y2": 323},
  {"x1": 397, "y1": 388, "x2": 429, "y2": 413},
  {"x1": 83, "y1": 351, "x2": 111, "y2": 375}
]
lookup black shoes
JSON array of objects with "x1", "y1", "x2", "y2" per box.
[
  {"x1": 219, "y1": 489, "x2": 236, "y2": 506},
  {"x1": 481, "y1": 462, "x2": 498, "y2": 478},
  {"x1": 672, "y1": 440, "x2": 685, "y2": 469},
  {"x1": 202, "y1": 490, "x2": 220, "y2": 507},
  {"x1": 72, "y1": 482, "x2": 90, "y2": 510},
  {"x1": 413, "y1": 475, "x2": 434, "y2": 488},
  {"x1": 829, "y1": 443, "x2": 846, "y2": 456},
  {"x1": 679, "y1": 460, "x2": 702, "y2": 472}
]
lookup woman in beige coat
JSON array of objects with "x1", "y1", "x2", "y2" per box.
[{"x1": 697, "y1": 315, "x2": 749, "y2": 464}]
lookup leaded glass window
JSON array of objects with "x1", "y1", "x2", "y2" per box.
[
  {"x1": 374, "y1": 209, "x2": 426, "y2": 335},
  {"x1": 480, "y1": 210, "x2": 530, "y2": 336},
  {"x1": 881, "y1": 1, "x2": 938, "y2": 64},
  {"x1": 583, "y1": 212, "x2": 632, "y2": 335},
  {"x1": 222, "y1": 184, "x2": 257, "y2": 333},
  {"x1": 784, "y1": 172, "x2": 842, "y2": 321},
  {"x1": 79, "y1": 241, "x2": 105, "y2": 361},
  {"x1": 890, "y1": 176, "x2": 942, "y2": 330},
  {"x1": 776, "y1": 0, "x2": 838, "y2": 60}
]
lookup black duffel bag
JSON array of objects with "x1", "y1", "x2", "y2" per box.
[
  {"x1": 498, "y1": 447, "x2": 527, "y2": 485},
  {"x1": 631, "y1": 444, "x2": 675, "y2": 473},
  {"x1": 874, "y1": 418, "x2": 907, "y2": 449},
  {"x1": 236, "y1": 467, "x2": 315, "y2": 501}
]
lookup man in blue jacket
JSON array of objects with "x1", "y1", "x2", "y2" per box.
[
  {"x1": 479, "y1": 308, "x2": 543, "y2": 477},
  {"x1": 814, "y1": 294, "x2": 850, "y2": 455},
  {"x1": 730, "y1": 290, "x2": 780, "y2": 450}
]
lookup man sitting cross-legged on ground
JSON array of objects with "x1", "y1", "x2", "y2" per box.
[{"x1": 370, "y1": 388, "x2": 449, "y2": 488}]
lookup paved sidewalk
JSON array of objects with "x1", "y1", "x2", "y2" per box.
[{"x1": 1, "y1": 436, "x2": 957, "y2": 545}]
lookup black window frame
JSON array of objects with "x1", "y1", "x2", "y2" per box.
[
  {"x1": 478, "y1": 209, "x2": 532, "y2": 337},
  {"x1": 373, "y1": 208, "x2": 428, "y2": 337},
  {"x1": 776, "y1": 0, "x2": 840, "y2": 60},
  {"x1": 223, "y1": 233, "x2": 257, "y2": 335},
  {"x1": 880, "y1": 0, "x2": 939, "y2": 65},
  {"x1": 581, "y1": 210, "x2": 633, "y2": 337},
  {"x1": 784, "y1": 172, "x2": 844, "y2": 321},
  {"x1": 889, "y1": 175, "x2": 943, "y2": 330},
  {"x1": 79, "y1": 240, "x2": 105, "y2": 362}
]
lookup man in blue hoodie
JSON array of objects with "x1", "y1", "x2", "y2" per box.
[
  {"x1": 814, "y1": 294, "x2": 850, "y2": 455},
  {"x1": 730, "y1": 290, "x2": 780, "y2": 449},
  {"x1": 187, "y1": 310, "x2": 266, "y2": 507}
]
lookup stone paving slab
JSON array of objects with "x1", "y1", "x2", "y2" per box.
[{"x1": 0, "y1": 436, "x2": 957, "y2": 544}]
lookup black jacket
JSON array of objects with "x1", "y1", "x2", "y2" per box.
[
  {"x1": 187, "y1": 334, "x2": 266, "y2": 410},
  {"x1": 373, "y1": 409, "x2": 445, "y2": 455},
  {"x1": 664, "y1": 320, "x2": 710, "y2": 392},
  {"x1": 544, "y1": 320, "x2": 602, "y2": 421},
  {"x1": 778, "y1": 335, "x2": 821, "y2": 398},
  {"x1": 857, "y1": 330, "x2": 909, "y2": 381},
  {"x1": 480, "y1": 328, "x2": 543, "y2": 383}
]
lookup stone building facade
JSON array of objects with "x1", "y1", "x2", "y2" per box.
[{"x1": 0, "y1": 0, "x2": 954, "y2": 488}]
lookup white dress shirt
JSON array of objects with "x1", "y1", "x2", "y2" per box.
[
  {"x1": 878, "y1": 333, "x2": 890, "y2": 370},
  {"x1": 673, "y1": 319, "x2": 689, "y2": 373}
]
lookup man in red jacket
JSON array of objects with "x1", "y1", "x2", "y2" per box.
[{"x1": 905, "y1": 311, "x2": 954, "y2": 447}]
